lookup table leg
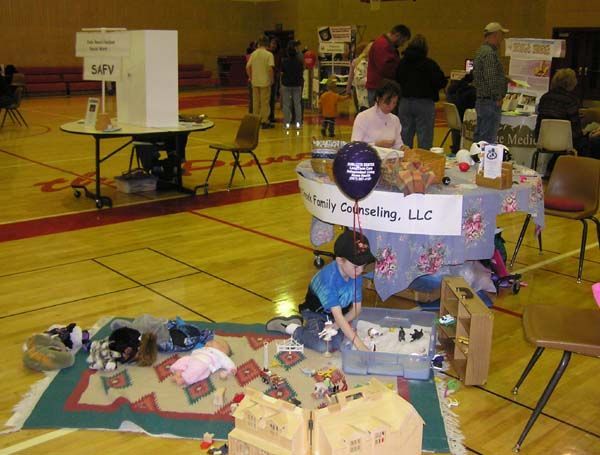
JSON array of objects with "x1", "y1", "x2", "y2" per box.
[{"x1": 71, "y1": 137, "x2": 113, "y2": 209}]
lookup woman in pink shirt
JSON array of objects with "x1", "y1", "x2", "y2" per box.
[{"x1": 351, "y1": 79, "x2": 407, "y2": 150}]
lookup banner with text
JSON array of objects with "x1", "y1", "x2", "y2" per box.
[
  {"x1": 505, "y1": 38, "x2": 565, "y2": 60},
  {"x1": 318, "y1": 26, "x2": 352, "y2": 43},
  {"x1": 298, "y1": 174, "x2": 463, "y2": 236}
]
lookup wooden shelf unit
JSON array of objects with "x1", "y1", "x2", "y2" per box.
[{"x1": 439, "y1": 276, "x2": 494, "y2": 385}]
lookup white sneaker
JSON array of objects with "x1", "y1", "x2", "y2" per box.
[
  {"x1": 295, "y1": 122, "x2": 301, "y2": 129},
  {"x1": 284, "y1": 123, "x2": 291, "y2": 130}
]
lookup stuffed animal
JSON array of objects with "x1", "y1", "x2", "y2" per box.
[
  {"x1": 46, "y1": 323, "x2": 91, "y2": 351},
  {"x1": 87, "y1": 339, "x2": 122, "y2": 371},
  {"x1": 23, "y1": 334, "x2": 75, "y2": 371}
]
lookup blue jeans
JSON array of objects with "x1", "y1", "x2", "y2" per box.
[
  {"x1": 398, "y1": 98, "x2": 435, "y2": 149},
  {"x1": 292, "y1": 310, "x2": 344, "y2": 353},
  {"x1": 281, "y1": 85, "x2": 302, "y2": 125},
  {"x1": 474, "y1": 98, "x2": 501, "y2": 143}
]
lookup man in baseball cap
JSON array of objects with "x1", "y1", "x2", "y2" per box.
[
  {"x1": 472, "y1": 21, "x2": 510, "y2": 144},
  {"x1": 484, "y1": 22, "x2": 509, "y2": 34}
]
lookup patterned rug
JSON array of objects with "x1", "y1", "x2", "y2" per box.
[{"x1": 8, "y1": 319, "x2": 460, "y2": 453}]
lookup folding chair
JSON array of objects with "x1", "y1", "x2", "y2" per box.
[{"x1": 1, "y1": 87, "x2": 28, "y2": 128}]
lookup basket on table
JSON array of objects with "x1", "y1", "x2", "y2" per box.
[
  {"x1": 403, "y1": 148, "x2": 446, "y2": 184},
  {"x1": 310, "y1": 138, "x2": 347, "y2": 180},
  {"x1": 381, "y1": 149, "x2": 440, "y2": 195}
]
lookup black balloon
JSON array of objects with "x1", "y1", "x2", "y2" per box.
[{"x1": 332, "y1": 142, "x2": 381, "y2": 200}]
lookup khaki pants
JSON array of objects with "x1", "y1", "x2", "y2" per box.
[{"x1": 252, "y1": 85, "x2": 271, "y2": 123}]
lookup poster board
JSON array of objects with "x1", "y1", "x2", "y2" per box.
[{"x1": 502, "y1": 38, "x2": 566, "y2": 113}]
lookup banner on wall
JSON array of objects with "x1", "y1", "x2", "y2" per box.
[
  {"x1": 298, "y1": 174, "x2": 464, "y2": 236},
  {"x1": 318, "y1": 26, "x2": 352, "y2": 43},
  {"x1": 505, "y1": 38, "x2": 565, "y2": 60}
]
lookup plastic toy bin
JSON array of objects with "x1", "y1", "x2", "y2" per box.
[{"x1": 340, "y1": 307, "x2": 437, "y2": 380}]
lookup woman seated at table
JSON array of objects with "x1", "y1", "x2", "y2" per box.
[
  {"x1": 535, "y1": 68, "x2": 599, "y2": 173},
  {"x1": 351, "y1": 79, "x2": 407, "y2": 150}
]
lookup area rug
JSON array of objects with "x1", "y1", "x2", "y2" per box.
[{"x1": 6, "y1": 319, "x2": 462, "y2": 453}]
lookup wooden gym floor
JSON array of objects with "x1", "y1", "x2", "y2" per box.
[{"x1": 0, "y1": 89, "x2": 598, "y2": 455}]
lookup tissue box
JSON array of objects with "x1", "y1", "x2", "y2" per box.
[{"x1": 341, "y1": 307, "x2": 436, "y2": 379}]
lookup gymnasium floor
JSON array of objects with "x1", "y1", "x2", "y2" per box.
[{"x1": 0, "y1": 88, "x2": 599, "y2": 454}]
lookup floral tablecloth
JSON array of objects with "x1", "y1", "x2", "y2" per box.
[{"x1": 301, "y1": 159, "x2": 544, "y2": 300}]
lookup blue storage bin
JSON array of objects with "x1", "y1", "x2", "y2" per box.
[{"x1": 341, "y1": 307, "x2": 436, "y2": 380}]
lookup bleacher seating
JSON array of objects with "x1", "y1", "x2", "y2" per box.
[{"x1": 18, "y1": 64, "x2": 216, "y2": 96}]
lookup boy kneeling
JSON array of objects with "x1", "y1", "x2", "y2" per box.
[{"x1": 266, "y1": 230, "x2": 372, "y2": 352}]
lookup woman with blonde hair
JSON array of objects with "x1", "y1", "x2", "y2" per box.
[{"x1": 346, "y1": 42, "x2": 372, "y2": 112}]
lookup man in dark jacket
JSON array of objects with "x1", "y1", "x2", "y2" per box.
[
  {"x1": 396, "y1": 34, "x2": 447, "y2": 149},
  {"x1": 446, "y1": 73, "x2": 476, "y2": 152},
  {"x1": 366, "y1": 24, "x2": 411, "y2": 107}
]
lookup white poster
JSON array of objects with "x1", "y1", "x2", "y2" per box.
[
  {"x1": 76, "y1": 31, "x2": 130, "y2": 57},
  {"x1": 319, "y1": 42, "x2": 346, "y2": 54},
  {"x1": 298, "y1": 174, "x2": 463, "y2": 236}
]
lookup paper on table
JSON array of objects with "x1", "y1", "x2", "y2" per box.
[{"x1": 483, "y1": 144, "x2": 503, "y2": 179}]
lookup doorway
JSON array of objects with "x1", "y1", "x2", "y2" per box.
[{"x1": 552, "y1": 28, "x2": 600, "y2": 102}]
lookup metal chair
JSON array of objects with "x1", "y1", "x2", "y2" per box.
[
  {"x1": 509, "y1": 155, "x2": 600, "y2": 282},
  {"x1": 439, "y1": 102, "x2": 462, "y2": 148},
  {"x1": 1, "y1": 86, "x2": 28, "y2": 128},
  {"x1": 530, "y1": 119, "x2": 577, "y2": 173},
  {"x1": 512, "y1": 304, "x2": 600, "y2": 452},
  {"x1": 197, "y1": 114, "x2": 266, "y2": 193}
]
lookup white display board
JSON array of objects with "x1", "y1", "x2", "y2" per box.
[{"x1": 116, "y1": 30, "x2": 179, "y2": 128}]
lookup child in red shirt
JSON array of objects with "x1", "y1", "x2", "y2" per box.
[{"x1": 319, "y1": 79, "x2": 350, "y2": 137}]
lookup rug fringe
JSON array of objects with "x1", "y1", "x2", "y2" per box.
[
  {"x1": 1, "y1": 372, "x2": 58, "y2": 434},
  {"x1": 434, "y1": 372, "x2": 467, "y2": 455},
  {"x1": 2, "y1": 316, "x2": 110, "y2": 434}
]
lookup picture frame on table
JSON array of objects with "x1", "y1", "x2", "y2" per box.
[{"x1": 85, "y1": 97, "x2": 99, "y2": 127}]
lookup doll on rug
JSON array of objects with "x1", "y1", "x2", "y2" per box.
[{"x1": 170, "y1": 338, "x2": 236, "y2": 386}]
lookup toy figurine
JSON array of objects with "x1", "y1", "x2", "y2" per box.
[
  {"x1": 410, "y1": 328, "x2": 424, "y2": 342},
  {"x1": 200, "y1": 432, "x2": 214, "y2": 449},
  {"x1": 318, "y1": 319, "x2": 338, "y2": 357},
  {"x1": 398, "y1": 327, "x2": 406, "y2": 342}
]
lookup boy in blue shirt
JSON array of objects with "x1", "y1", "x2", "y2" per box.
[{"x1": 266, "y1": 230, "x2": 374, "y2": 352}]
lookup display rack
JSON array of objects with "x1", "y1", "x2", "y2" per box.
[{"x1": 438, "y1": 276, "x2": 494, "y2": 386}]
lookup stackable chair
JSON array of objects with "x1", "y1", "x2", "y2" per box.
[
  {"x1": 1, "y1": 87, "x2": 28, "y2": 128},
  {"x1": 530, "y1": 119, "x2": 577, "y2": 173},
  {"x1": 511, "y1": 304, "x2": 600, "y2": 452},
  {"x1": 198, "y1": 114, "x2": 266, "y2": 193},
  {"x1": 509, "y1": 155, "x2": 600, "y2": 283},
  {"x1": 439, "y1": 102, "x2": 462, "y2": 148}
]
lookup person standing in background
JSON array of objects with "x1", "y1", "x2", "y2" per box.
[
  {"x1": 366, "y1": 24, "x2": 411, "y2": 107},
  {"x1": 472, "y1": 22, "x2": 509, "y2": 143},
  {"x1": 268, "y1": 37, "x2": 281, "y2": 125},
  {"x1": 280, "y1": 40, "x2": 304, "y2": 129},
  {"x1": 446, "y1": 72, "x2": 476, "y2": 153},
  {"x1": 346, "y1": 42, "x2": 372, "y2": 113},
  {"x1": 395, "y1": 35, "x2": 446, "y2": 149},
  {"x1": 246, "y1": 35, "x2": 275, "y2": 129},
  {"x1": 245, "y1": 41, "x2": 257, "y2": 113}
]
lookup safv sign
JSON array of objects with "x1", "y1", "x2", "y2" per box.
[{"x1": 83, "y1": 57, "x2": 121, "y2": 81}]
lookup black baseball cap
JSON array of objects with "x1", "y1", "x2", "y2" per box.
[{"x1": 334, "y1": 230, "x2": 375, "y2": 266}]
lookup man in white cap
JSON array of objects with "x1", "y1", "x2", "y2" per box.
[{"x1": 473, "y1": 22, "x2": 509, "y2": 143}]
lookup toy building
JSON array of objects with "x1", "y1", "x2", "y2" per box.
[
  {"x1": 228, "y1": 388, "x2": 311, "y2": 454},
  {"x1": 229, "y1": 379, "x2": 423, "y2": 455}
]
